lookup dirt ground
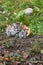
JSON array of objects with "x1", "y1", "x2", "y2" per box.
[{"x1": 0, "y1": 31, "x2": 43, "y2": 65}]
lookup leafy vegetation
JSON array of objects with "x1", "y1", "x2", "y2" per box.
[
  {"x1": 0, "y1": 0, "x2": 43, "y2": 34},
  {"x1": 30, "y1": 42, "x2": 41, "y2": 55}
]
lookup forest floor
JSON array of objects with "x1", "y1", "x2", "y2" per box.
[{"x1": 0, "y1": 31, "x2": 43, "y2": 65}]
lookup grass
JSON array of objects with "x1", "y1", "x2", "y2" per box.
[{"x1": 0, "y1": 0, "x2": 43, "y2": 35}]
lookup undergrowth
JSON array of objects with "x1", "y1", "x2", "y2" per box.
[{"x1": 0, "y1": 0, "x2": 43, "y2": 34}]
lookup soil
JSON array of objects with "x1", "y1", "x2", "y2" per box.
[{"x1": 0, "y1": 31, "x2": 43, "y2": 65}]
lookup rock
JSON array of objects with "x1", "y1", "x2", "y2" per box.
[{"x1": 24, "y1": 8, "x2": 33, "y2": 15}]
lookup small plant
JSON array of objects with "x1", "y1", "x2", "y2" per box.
[
  {"x1": 30, "y1": 42, "x2": 41, "y2": 56},
  {"x1": 32, "y1": 41, "x2": 41, "y2": 52},
  {"x1": 15, "y1": 11, "x2": 29, "y2": 26},
  {"x1": 6, "y1": 41, "x2": 14, "y2": 48},
  {"x1": 30, "y1": 50, "x2": 35, "y2": 55}
]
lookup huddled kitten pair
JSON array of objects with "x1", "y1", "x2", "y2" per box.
[{"x1": 6, "y1": 22, "x2": 30, "y2": 38}]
